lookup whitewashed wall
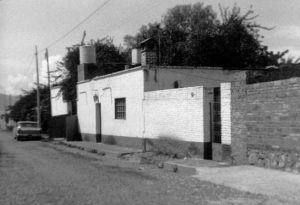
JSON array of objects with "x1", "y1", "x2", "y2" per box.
[
  {"x1": 77, "y1": 68, "x2": 144, "y2": 137},
  {"x1": 50, "y1": 86, "x2": 68, "y2": 116},
  {"x1": 221, "y1": 83, "x2": 231, "y2": 144},
  {"x1": 143, "y1": 86, "x2": 209, "y2": 142}
]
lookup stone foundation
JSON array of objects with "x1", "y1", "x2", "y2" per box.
[{"x1": 247, "y1": 144, "x2": 300, "y2": 173}]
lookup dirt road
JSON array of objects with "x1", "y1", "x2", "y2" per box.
[{"x1": 0, "y1": 130, "x2": 287, "y2": 205}]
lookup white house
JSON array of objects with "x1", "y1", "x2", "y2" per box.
[{"x1": 76, "y1": 45, "x2": 246, "y2": 159}]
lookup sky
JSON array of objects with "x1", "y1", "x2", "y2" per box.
[{"x1": 1, "y1": 0, "x2": 300, "y2": 95}]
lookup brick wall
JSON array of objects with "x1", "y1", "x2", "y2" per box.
[
  {"x1": 221, "y1": 83, "x2": 231, "y2": 145},
  {"x1": 231, "y1": 77, "x2": 300, "y2": 173},
  {"x1": 144, "y1": 86, "x2": 208, "y2": 142},
  {"x1": 141, "y1": 51, "x2": 157, "y2": 66},
  {"x1": 143, "y1": 86, "x2": 210, "y2": 157}
]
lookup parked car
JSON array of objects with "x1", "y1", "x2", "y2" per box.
[{"x1": 13, "y1": 121, "x2": 42, "y2": 141}]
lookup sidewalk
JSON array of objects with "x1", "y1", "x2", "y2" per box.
[
  {"x1": 193, "y1": 164, "x2": 300, "y2": 202},
  {"x1": 163, "y1": 158, "x2": 300, "y2": 202},
  {"x1": 53, "y1": 139, "x2": 142, "y2": 157},
  {"x1": 164, "y1": 158, "x2": 230, "y2": 175}
]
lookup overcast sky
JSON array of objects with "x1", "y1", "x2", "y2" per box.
[{"x1": 1, "y1": 0, "x2": 300, "y2": 95}]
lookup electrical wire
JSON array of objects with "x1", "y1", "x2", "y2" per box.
[
  {"x1": 34, "y1": 1, "x2": 232, "y2": 85},
  {"x1": 38, "y1": 0, "x2": 112, "y2": 53},
  {"x1": 40, "y1": 0, "x2": 162, "y2": 54}
]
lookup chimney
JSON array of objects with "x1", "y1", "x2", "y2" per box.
[
  {"x1": 141, "y1": 51, "x2": 157, "y2": 66},
  {"x1": 140, "y1": 38, "x2": 157, "y2": 66},
  {"x1": 78, "y1": 45, "x2": 102, "y2": 82}
]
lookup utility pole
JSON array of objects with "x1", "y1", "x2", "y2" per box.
[
  {"x1": 157, "y1": 25, "x2": 161, "y2": 66},
  {"x1": 45, "y1": 48, "x2": 52, "y2": 117},
  {"x1": 35, "y1": 46, "x2": 41, "y2": 127}
]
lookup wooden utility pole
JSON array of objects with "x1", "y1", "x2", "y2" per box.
[
  {"x1": 45, "y1": 48, "x2": 51, "y2": 89},
  {"x1": 35, "y1": 46, "x2": 41, "y2": 127},
  {"x1": 45, "y1": 48, "x2": 52, "y2": 117},
  {"x1": 157, "y1": 25, "x2": 161, "y2": 66}
]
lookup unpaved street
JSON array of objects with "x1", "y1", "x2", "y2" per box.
[{"x1": 0, "y1": 130, "x2": 287, "y2": 205}]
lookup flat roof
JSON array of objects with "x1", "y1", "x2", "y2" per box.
[
  {"x1": 76, "y1": 65, "x2": 248, "y2": 85},
  {"x1": 77, "y1": 66, "x2": 143, "y2": 85}
]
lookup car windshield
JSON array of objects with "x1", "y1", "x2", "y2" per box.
[{"x1": 19, "y1": 123, "x2": 38, "y2": 128}]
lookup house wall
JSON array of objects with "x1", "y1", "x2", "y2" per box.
[
  {"x1": 51, "y1": 86, "x2": 68, "y2": 116},
  {"x1": 231, "y1": 77, "x2": 300, "y2": 173},
  {"x1": 143, "y1": 86, "x2": 212, "y2": 157},
  {"x1": 221, "y1": 83, "x2": 231, "y2": 145},
  {"x1": 76, "y1": 66, "x2": 246, "y2": 152},
  {"x1": 144, "y1": 67, "x2": 245, "y2": 92},
  {"x1": 77, "y1": 68, "x2": 144, "y2": 146}
]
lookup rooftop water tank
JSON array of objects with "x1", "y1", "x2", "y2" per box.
[
  {"x1": 79, "y1": 45, "x2": 96, "y2": 64},
  {"x1": 131, "y1": 48, "x2": 141, "y2": 65}
]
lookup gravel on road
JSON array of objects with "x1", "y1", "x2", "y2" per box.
[{"x1": 0, "y1": 131, "x2": 293, "y2": 205}]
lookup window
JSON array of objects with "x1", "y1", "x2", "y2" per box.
[{"x1": 115, "y1": 98, "x2": 126, "y2": 119}]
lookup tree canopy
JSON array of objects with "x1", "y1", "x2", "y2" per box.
[
  {"x1": 124, "y1": 3, "x2": 288, "y2": 68},
  {"x1": 9, "y1": 86, "x2": 50, "y2": 131}
]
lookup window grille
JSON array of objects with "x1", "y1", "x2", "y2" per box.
[{"x1": 115, "y1": 98, "x2": 126, "y2": 119}]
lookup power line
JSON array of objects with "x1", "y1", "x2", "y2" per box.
[
  {"x1": 38, "y1": 0, "x2": 166, "y2": 55},
  {"x1": 39, "y1": 0, "x2": 112, "y2": 53}
]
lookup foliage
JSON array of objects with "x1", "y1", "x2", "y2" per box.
[
  {"x1": 9, "y1": 86, "x2": 51, "y2": 132},
  {"x1": 124, "y1": 3, "x2": 288, "y2": 68},
  {"x1": 54, "y1": 37, "x2": 127, "y2": 113}
]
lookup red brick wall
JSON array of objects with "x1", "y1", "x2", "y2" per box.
[{"x1": 231, "y1": 78, "x2": 300, "y2": 173}]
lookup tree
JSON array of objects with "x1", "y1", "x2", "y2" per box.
[
  {"x1": 162, "y1": 3, "x2": 218, "y2": 65},
  {"x1": 54, "y1": 37, "x2": 127, "y2": 114},
  {"x1": 124, "y1": 3, "x2": 287, "y2": 68},
  {"x1": 10, "y1": 85, "x2": 50, "y2": 131}
]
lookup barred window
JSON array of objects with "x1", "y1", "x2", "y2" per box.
[{"x1": 115, "y1": 98, "x2": 126, "y2": 119}]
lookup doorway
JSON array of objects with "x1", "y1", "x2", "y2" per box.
[
  {"x1": 95, "y1": 103, "x2": 102, "y2": 142},
  {"x1": 207, "y1": 87, "x2": 222, "y2": 160}
]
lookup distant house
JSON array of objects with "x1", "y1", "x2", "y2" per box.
[
  {"x1": 74, "y1": 45, "x2": 246, "y2": 160},
  {"x1": 50, "y1": 85, "x2": 70, "y2": 117}
]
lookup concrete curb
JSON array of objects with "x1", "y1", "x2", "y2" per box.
[{"x1": 163, "y1": 159, "x2": 231, "y2": 175}]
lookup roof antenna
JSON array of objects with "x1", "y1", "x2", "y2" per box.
[{"x1": 81, "y1": 30, "x2": 86, "y2": 45}]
